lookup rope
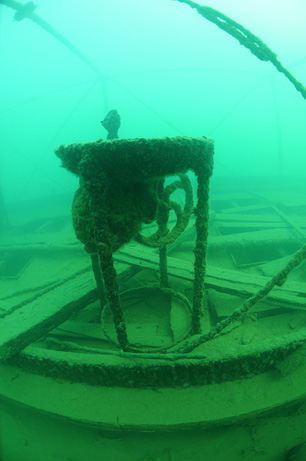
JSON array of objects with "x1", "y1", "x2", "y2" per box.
[
  {"x1": 174, "y1": 0, "x2": 306, "y2": 101},
  {"x1": 169, "y1": 240, "x2": 306, "y2": 353}
]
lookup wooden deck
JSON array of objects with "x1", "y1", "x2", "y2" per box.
[{"x1": 1, "y1": 177, "x2": 306, "y2": 377}]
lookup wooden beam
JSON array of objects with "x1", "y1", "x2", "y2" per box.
[
  {"x1": 0, "y1": 272, "x2": 97, "y2": 361},
  {"x1": 115, "y1": 247, "x2": 306, "y2": 310},
  {"x1": 0, "y1": 263, "x2": 133, "y2": 362}
]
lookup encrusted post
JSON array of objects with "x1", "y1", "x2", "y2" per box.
[
  {"x1": 88, "y1": 177, "x2": 129, "y2": 351},
  {"x1": 90, "y1": 253, "x2": 106, "y2": 320},
  {"x1": 192, "y1": 170, "x2": 211, "y2": 334},
  {"x1": 159, "y1": 247, "x2": 169, "y2": 288},
  {"x1": 156, "y1": 180, "x2": 169, "y2": 288},
  {"x1": 97, "y1": 243, "x2": 129, "y2": 351}
]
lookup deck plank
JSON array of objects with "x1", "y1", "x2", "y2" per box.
[
  {"x1": 116, "y1": 246, "x2": 306, "y2": 309},
  {"x1": 0, "y1": 272, "x2": 97, "y2": 361},
  {"x1": 0, "y1": 263, "x2": 132, "y2": 362}
]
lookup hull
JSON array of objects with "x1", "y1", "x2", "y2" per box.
[
  {"x1": 2, "y1": 177, "x2": 306, "y2": 460},
  {"x1": 1, "y1": 358, "x2": 306, "y2": 461}
]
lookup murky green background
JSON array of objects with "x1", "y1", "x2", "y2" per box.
[{"x1": 1, "y1": 0, "x2": 306, "y2": 207}]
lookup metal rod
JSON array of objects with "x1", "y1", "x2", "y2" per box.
[
  {"x1": 90, "y1": 253, "x2": 106, "y2": 321},
  {"x1": 192, "y1": 171, "x2": 211, "y2": 334}
]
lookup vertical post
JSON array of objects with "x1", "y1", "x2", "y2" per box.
[
  {"x1": 192, "y1": 171, "x2": 210, "y2": 334},
  {"x1": 157, "y1": 179, "x2": 170, "y2": 288},
  {"x1": 88, "y1": 179, "x2": 129, "y2": 351},
  {"x1": 90, "y1": 253, "x2": 106, "y2": 321},
  {"x1": 97, "y1": 243, "x2": 129, "y2": 351},
  {"x1": 159, "y1": 246, "x2": 169, "y2": 288}
]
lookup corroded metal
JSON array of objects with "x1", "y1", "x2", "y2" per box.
[{"x1": 56, "y1": 136, "x2": 214, "y2": 347}]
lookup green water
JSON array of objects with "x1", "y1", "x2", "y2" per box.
[
  {"x1": 1, "y1": 0, "x2": 306, "y2": 207},
  {"x1": 1, "y1": 1, "x2": 306, "y2": 460}
]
